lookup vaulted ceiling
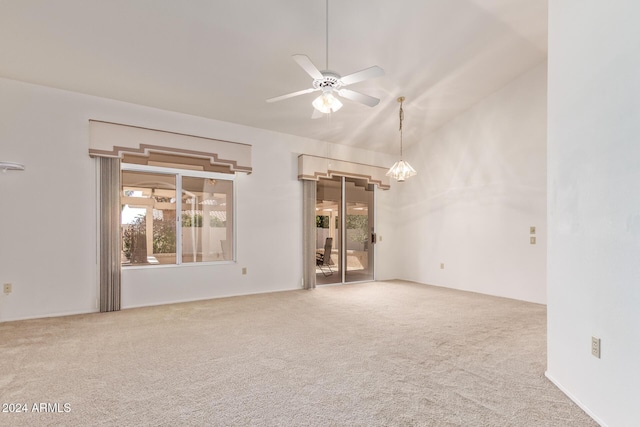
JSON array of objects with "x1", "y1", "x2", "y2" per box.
[{"x1": 0, "y1": 0, "x2": 547, "y2": 153}]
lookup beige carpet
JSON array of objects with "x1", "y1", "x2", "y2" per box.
[{"x1": 0, "y1": 281, "x2": 596, "y2": 426}]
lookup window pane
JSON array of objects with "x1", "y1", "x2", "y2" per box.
[
  {"x1": 181, "y1": 177, "x2": 233, "y2": 262},
  {"x1": 121, "y1": 171, "x2": 177, "y2": 266}
]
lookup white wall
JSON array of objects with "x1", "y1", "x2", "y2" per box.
[
  {"x1": 393, "y1": 63, "x2": 548, "y2": 304},
  {"x1": 375, "y1": 172, "x2": 402, "y2": 281},
  {"x1": 547, "y1": 1, "x2": 640, "y2": 425},
  {"x1": 0, "y1": 77, "x2": 393, "y2": 321}
]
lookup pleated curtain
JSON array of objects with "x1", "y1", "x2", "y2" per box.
[
  {"x1": 99, "y1": 157, "x2": 121, "y2": 311},
  {"x1": 302, "y1": 180, "x2": 317, "y2": 290}
]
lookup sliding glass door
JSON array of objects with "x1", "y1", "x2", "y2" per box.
[
  {"x1": 345, "y1": 178, "x2": 375, "y2": 283},
  {"x1": 315, "y1": 176, "x2": 375, "y2": 285},
  {"x1": 315, "y1": 177, "x2": 342, "y2": 284}
]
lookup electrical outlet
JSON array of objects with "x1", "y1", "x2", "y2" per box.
[
  {"x1": 242, "y1": 267, "x2": 247, "y2": 275},
  {"x1": 3, "y1": 283, "x2": 12, "y2": 294},
  {"x1": 440, "y1": 263, "x2": 444, "y2": 269},
  {"x1": 530, "y1": 236, "x2": 536, "y2": 244},
  {"x1": 530, "y1": 226, "x2": 536, "y2": 234},
  {"x1": 592, "y1": 336, "x2": 601, "y2": 358}
]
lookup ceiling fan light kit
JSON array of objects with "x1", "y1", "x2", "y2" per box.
[
  {"x1": 312, "y1": 90, "x2": 343, "y2": 114},
  {"x1": 387, "y1": 96, "x2": 417, "y2": 182},
  {"x1": 266, "y1": 0, "x2": 384, "y2": 116}
]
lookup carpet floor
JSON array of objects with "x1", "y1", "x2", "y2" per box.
[{"x1": 0, "y1": 281, "x2": 596, "y2": 426}]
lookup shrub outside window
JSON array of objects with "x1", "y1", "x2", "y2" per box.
[{"x1": 121, "y1": 165, "x2": 234, "y2": 266}]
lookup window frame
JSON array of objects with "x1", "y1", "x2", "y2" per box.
[{"x1": 120, "y1": 163, "x2": 237, "y2": 268}]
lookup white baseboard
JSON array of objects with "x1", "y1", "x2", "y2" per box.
[
  {"x1": 0, "y1": 286, "x2": 302, "y2": 322},
  {"x1": 121, "y1": 286, "x2": 300, "y2": 310},
  {"x1": 0, "y1": 308, "x2": 100, "y2": 323},
  {"x1": 545, "y1": 371, "x2": 607, "y2": 427}
]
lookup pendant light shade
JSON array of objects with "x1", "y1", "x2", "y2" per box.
[
  {"x1": 386, "y1": 96, "x2": 416, "y2": 182},
  {"x1": 386, "y1": 159, "x2": 417, "y2": 182}
]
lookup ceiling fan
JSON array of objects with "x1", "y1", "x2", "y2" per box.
[{"x1": 266, "y1": 0, "x2": 384, "y2": 117}]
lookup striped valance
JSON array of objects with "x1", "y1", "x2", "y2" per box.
[{"x1": 88, "y1": 120, "x2": 252, "y2": 174}]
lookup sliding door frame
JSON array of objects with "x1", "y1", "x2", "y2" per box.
[{"x1": 318, "y1": 175, "x2": 376, "y2": 285}]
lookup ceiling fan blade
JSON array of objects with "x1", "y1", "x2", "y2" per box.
[
  {"x1": 339, "y1": 65, "x2": 384, "y2": 86},
  {"x1": 311, "y1": 108, "x2": 324, "y2": 119},
  {"x1": 292, "y1": 54, "x2": 324, "y2": 80},
  {"x1": 337, "y1": 89, "x2": 380, "y2": 107},
  {"x1": 266, "y1": 87, "x2": 318, "y2": 103}
]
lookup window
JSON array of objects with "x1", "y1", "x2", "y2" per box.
[{"x1": 121, "y1": 165, "x2": 234, "y2": 266}]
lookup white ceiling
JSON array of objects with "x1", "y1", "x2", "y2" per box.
[{"x1": 0, "y1": 0, "x2": 547, "y2": 154}]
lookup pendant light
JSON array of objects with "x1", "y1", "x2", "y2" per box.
[{"x1": 386, "y1": 96, "x2": 417, "y2": 182}]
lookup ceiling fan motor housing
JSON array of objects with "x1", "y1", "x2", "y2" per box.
[{"x1": 313, "y1": 72, "x2": 342, "y2": 91}]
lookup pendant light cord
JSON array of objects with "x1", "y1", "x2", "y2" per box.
[{"x1": 399, "y1": 97, "x2": 404, "y2": 158}]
